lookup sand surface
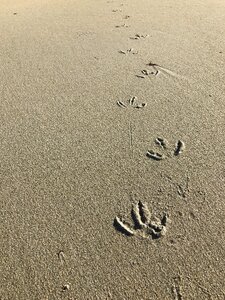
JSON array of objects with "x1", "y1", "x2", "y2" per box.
[{"x1": 0, "y1": 0, "x2": 225, "y2": 299}]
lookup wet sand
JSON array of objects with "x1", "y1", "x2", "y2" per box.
[{"x1": 0, "y1": 0, "x2": 225, "y2": 299}]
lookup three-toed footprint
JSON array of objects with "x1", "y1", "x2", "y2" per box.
[
  {"x1": 146, "y1": 138, "x2": 185, "y2": 160},
  {"x1": 117, "y1": 96, "x2": 147, "y2": 109},
  {"x1": 130, "y1": 34, "x2": 149, "y2": 40},
  {"x1": 114, "y1": 201, "x2": 170, "y2": 239},
  {"x1": 136, "y1": 61, "x2": 184, "y2": 79},
  {"x1": 115, "y1": 23, "x2": 130, "y2": 28},
  {"x1": 118, "y1": 48, "x2": 138, "y2": 55}
]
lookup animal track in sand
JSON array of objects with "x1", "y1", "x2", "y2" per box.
[
  {"x1": 115, "y1": 23, "x2": 130, "y2": 28},
  {"x1": 136, "y1": 69, "x2": 159, "y2": 78},
  {"x1": 112, "y1": 9, "x2": 122, "y2": 12},
  {"x1": 117, "y1": 96, "x2": 147, "y2": 109},
  {"x1": 136, "y1": 63, "x2": 161, "y2": 79},
  {"x1": 146, "y1": 138, "x2": 185, "y2": 161},
  {"x1": 119, "y1": 48, "x2": 138, "y2": 55},
  {"x1": 155, "y1": 137, "x2": 168, "y2": 149},
  {"x1": 114, "y1": 201, "x2": 170, "y2": 239},
  {"x1": 136, "y1": 62, "x2": 162, "y2": 79},
  {"x1": 174, "y1": 140, "x2": 185, "y2": 156},
  {"x1": 146, "y1": 150, "x2": 165, "y2": 161},
  {"x1": 130, "y1": 34, "x2": 149, "y2": 40},
  {"x1": 137, "y1": 62, "x2": 184, "y2": 79}
]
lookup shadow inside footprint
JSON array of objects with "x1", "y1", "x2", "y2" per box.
[
  {"x1": 151, "y1": 231, "x2": 162, "y2": 240},
  {"x1": 174, "y1": 140, "x2": 185, "y2": 156},
  {"x1": 113, "y1": 217, "x2": 134, "y2": 236},
  {"x1": 146, "y1": 150, "x2": 165, "y2": 161}
]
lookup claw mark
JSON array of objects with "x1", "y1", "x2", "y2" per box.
[
  {"x1": 174, "y1": 140, "x2": 185, "y2": 156},
  {"x1": 115, "y1": 201, "x2": 169, "y2": 240},
  {"x1": 155, "y1": 137, "x2": 168, "y2": 149},
  {"x1": 117, "y1": 100, "x2": 127, "y2": 108},
  {"x1": 146, "y1": 150, "x2": 165, "y2": 161},
  {"x1": 114, "y1": 216, "x2": 134, "y2": 236}
]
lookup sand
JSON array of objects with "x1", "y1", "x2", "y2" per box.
[{"x1": 0, "y1": 0, "x2": 225, "y2": 299}]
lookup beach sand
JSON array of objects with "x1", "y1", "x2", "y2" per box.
[{"x1": 0, "y1": 0, "x2": 225, "y2": 299}]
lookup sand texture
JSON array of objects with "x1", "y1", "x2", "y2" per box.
[{"x1": 0, "y1": 0, "x2": 225, "y2": 299}]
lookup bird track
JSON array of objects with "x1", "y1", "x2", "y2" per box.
[
  {"x1": 146, "y1": 138, "x2": 185, "y2": 160},
  {"x1": 117, "y1": 96, "x2": 147, "y2": 109},
  {"x1": 114, "y1": 201, "x2": 170, "y2": 240}
]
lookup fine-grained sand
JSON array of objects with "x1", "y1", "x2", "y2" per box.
[{"x1": 0, "y1": 0, "x2": 225, "y2": 299}]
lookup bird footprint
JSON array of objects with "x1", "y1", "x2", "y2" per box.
[
  {"x1": 119, "y1": 48, "x2": 138, "y2": 55},
  {"x1": 146, "y1": 138, "x2": 185, "y2": 160},
  {"x1": 117, "y1": 97, "x2": 147, "y2": 109},
  {"x1": 115, "y1": 24, "x2": 130, "y2": 28},
  {"x1": 130, "y1": 34, "x2": 149, "y2": 40},
  {"x1": 114, "y1": 201, "x2": 169, "y2": 239}
]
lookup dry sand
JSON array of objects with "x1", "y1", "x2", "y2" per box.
[{"x1": 0, "y1": 0, "x2": 225, "y2": 299}]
